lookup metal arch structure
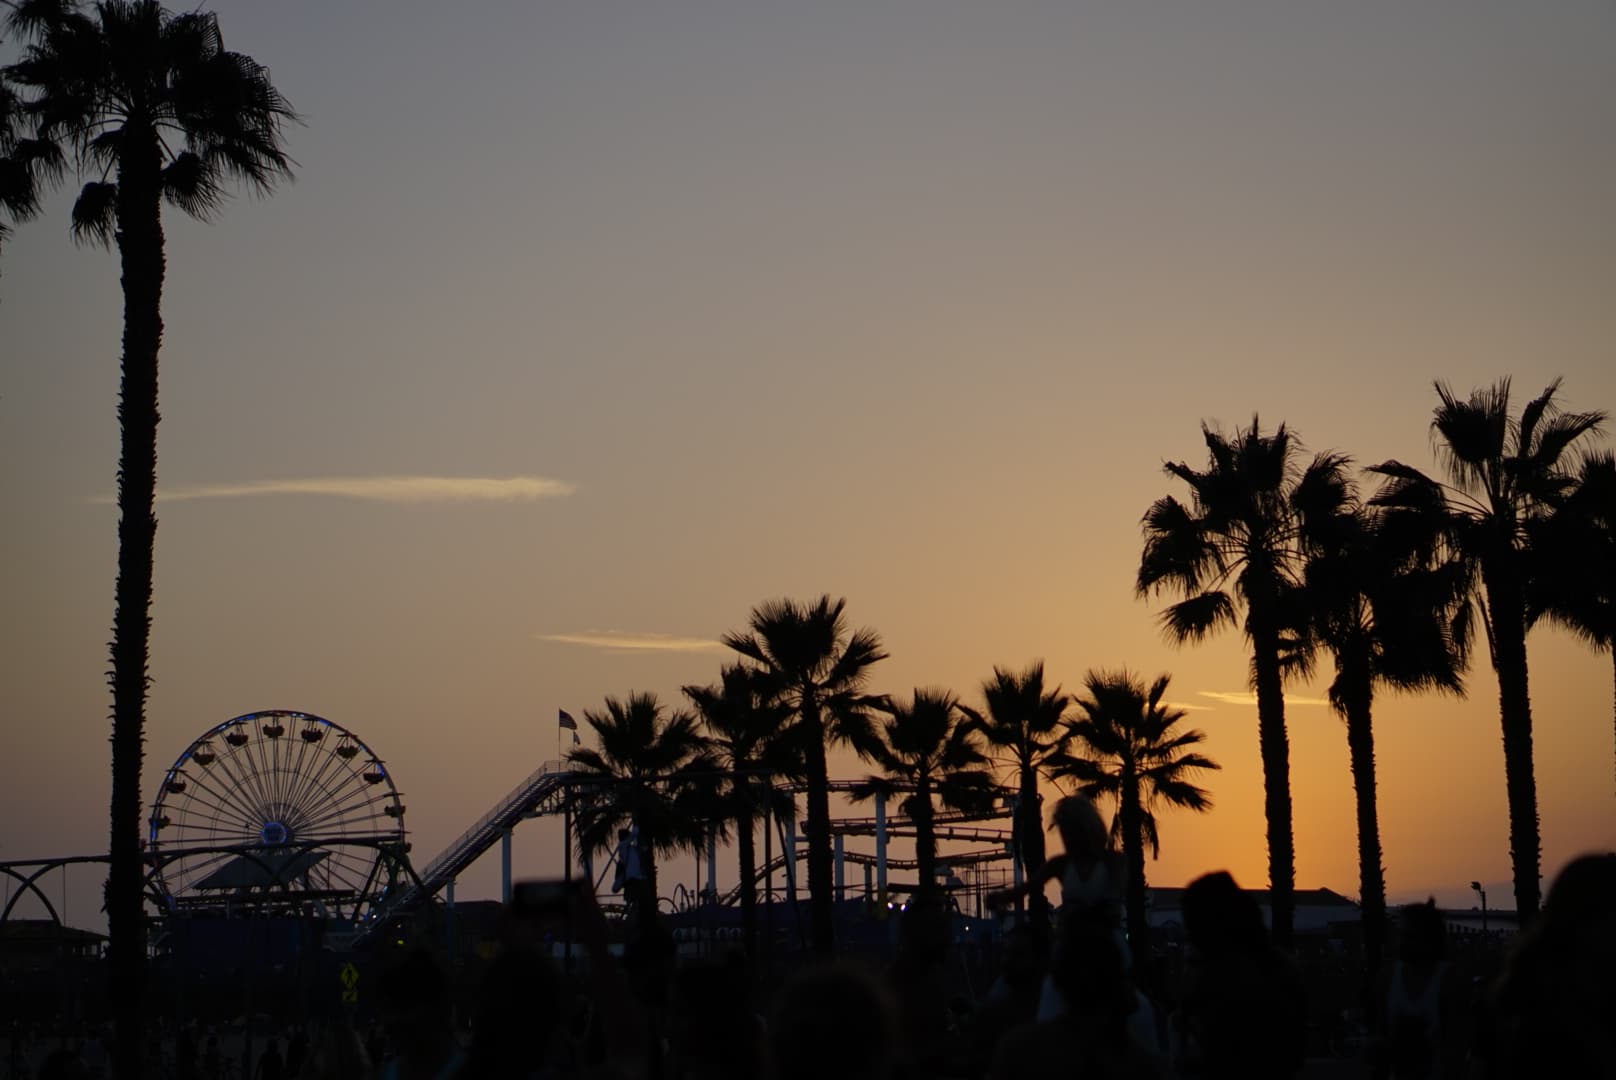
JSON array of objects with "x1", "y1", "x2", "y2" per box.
[
  {"x1": 0, "y1": 839, "x2": 423, "y2": 928},
  {"x1": 147, "y1": 710, "x2": 408, "y2": 922},
  {"x1": 0, "y1": 864, "x2": 66, "y2": 925}
]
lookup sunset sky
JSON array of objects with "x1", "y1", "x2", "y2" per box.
[{"x1": 2, "y1": 1, "x2": 1613, "y2": 929}]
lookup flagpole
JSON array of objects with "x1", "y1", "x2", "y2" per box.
[{"x1": 563, "y1": 787, "x2": 575, "y2": 975}]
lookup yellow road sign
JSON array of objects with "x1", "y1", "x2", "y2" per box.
[
  {"x1": 341, "y1": 989, "x2": 358, "y2": 1004},
  {"x1": 339, "y1": 963, "x2": 359, "y2": 990}
]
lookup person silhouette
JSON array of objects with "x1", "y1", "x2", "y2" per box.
[
  {"x1": 1379, "y1": 900, "x2": 1459, "y2": 1079},
  {"x1": 1472, "y1": 853, "x2": 1616, "y2": 1078},
  {"x1": 1169, "y1": 870, "x2": 1304, "y2": 1079},
  {"x1": 254, "y1": 1039, "x2": 284, "y2": 1080},
  {"x1": 990, "y1": 908, "x2": 1165, "y2": 1080},
  {"x1": 769, "y1": 965, "x2": 897, "y2": 1080}
]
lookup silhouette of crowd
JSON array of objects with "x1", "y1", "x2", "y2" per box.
[{"x1": 8, "y1": 831, "x2": 1612, "y2": 1080}]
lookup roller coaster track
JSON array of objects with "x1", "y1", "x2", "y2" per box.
[
  {"x1": 355, "y1": 760, "x2": 576, "y2": 941},
  {"x1": 717, "y1": 846, "x2": 1012, "y2": 906},
  {"x1": 831, "y1": 806, "x2": 1012, "y2": 835}
]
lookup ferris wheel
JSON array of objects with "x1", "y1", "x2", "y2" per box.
[{"x1": 148, "y1": 710, "x2": 408, "y2": 921}]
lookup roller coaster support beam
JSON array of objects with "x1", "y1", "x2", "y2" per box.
[
  {"x1": 834, "y1": 834, "x2": 845, "y2": 901},
  {"x1": 783, "y1": 812, "x2": 798, "y2": 901},
  {"x1": 501, "y1": 829, "x2": 513, "y2": 905},
  {"x1": 875, "y1": 793, "x2": 888, "y2": 894},
  {"x1": 445, "y1": 879, "x2": 457, "y2": 969}
]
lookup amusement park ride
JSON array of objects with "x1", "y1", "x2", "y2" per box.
[{"x1": 0, "y1": 709, "x2": 1022, "y2": 949}]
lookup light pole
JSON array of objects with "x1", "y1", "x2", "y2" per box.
[{"x1": 1470, "y1": 880, "x2": 1487, "y2": 934}]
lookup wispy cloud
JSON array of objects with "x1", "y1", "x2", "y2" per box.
[
  {"x1": 91, "y1": 475, "x2": 576, "y2": 505},
  {"x1": 1197, "y1": 690, "x2": 1331, "y2": 707},
  {"x1": 1165, "y1": 701, "x2": 1215, "y2": 713},
  {"x1": 539, "y1": 630, "x2": 723, "y2": 653}
]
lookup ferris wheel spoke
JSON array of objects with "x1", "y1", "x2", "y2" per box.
[
  {"x1": 168, "y1": 783, "x2": 257, "y2": 844},
  {"x1": 181, "y1": 759, "x2": 264, "y2": 827},
  {"x1": 169, "y1": 749, "x2": 264, "y2": 831},
  {"x1": 292, "y1": 798, "x2": 392, "y2": 837},
  {"x1": 248, "y1": 719, "x2": 294, "y2": 817},
  {"x1": 283, "y1": 734, "x2": 355, "y2": 831},
  {"x1": 242, "y1": 720, "x2": 285, "y2": 817},
  {"x1": 285, "y1": 718, "x2": 331, "y2": 813},
  {"x1": 214, "y1": 725, "x2": 271, "y2": 815},
  {"x1": 289, "y1": 765, "x2": 383, "y2": 835},
  {"x1": 214, "y1": 730, "x2": 276, "y2": 822},
  {"x1": 268, "y1": 724, "x2": 306, "y2": 820},
  {"x1": 302, "y1": 785, "x2": 394, "y2": 827},
  {"x1": 181, "y1": 761, "x2": 269, "y2": 836},
  {"x1": 270, "y1": 718, "x2": 308, "y2": 816}
]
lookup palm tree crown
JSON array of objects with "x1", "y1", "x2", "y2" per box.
[
  {"x1": 1137, "y1": 417, "x2": 1341, "y2": 945},
  {"x1": 5, "y1": 0, "x2": 296, "y2": 243},
  {"x1": 855, "y1": 688, "x2": 997, "y2": 901},
  {"x1": 566, "y1": 692, "x2": 714, "y2": 920},
  {"x1": 723, "y1": 595, "x2": 886, "y2": 954},
  {"x1": 1056, "y1": 669, "x2": 1217, "y2": 966},
  {"x1": 957, "y1": 662, "x2": 1071, "y2": 920},
  {"x1": 1372, "y1": 378, "x2": 1605, "y2": 920}
]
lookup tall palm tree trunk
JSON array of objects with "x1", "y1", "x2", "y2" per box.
[
  {"x1": 632, "y1": 815, "x2": 660, "y2": 931},
  {"x1": 914, "y1": 783, "x2": 936, "y2": 900},
  {"x1": 109, "y1": 136, "x2": 164, "y2": 1080},
  {"x1": 802, "y1": 714, "x2": 835, "y2": 954},
  {"x1": 1484, "y1": 567, "x2": 1542, "y2": 922},
  {"x1": 1016, "y1": 763, "x2": 1049, "y2": 925},
  {"x1": 1338, "y1": 673, "x2": 1386, "y2": 975},
  {"x1": 1251, "y1": 617, "x2": 1296, "y2": 947},
  {"x1": 1119, "y1": 769, "x2": 1148, "y2": 969},
  {"x1": 737, "y1": 809, "x2": 758, "y2": 958}
]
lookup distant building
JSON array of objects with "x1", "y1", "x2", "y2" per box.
[
  {"x1": 1146, "y1": 886, "x2": 1360, "y2": 936},
  {"x1": 0, "y1": 920, "x2": 106, "y2": 974}
]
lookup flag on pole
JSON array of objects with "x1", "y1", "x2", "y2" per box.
[{"x1": 558, "y1": 709, "x2": 577, "y2": 731}]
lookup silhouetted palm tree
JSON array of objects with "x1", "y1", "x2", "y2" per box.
[
  {"x1": 1372, "y1": 379, "x2": 1604, "y2": 921},
  {"x1": 723, "y1": 596, "x2": 887, "y2": 954},
  {"x1": 1529, "y1": 451, "x2": 1615, "y2": 796},
  {"x1": 566, "y1": 693, "x2": 714, "y2": 925},
  {"x1": 853, "y1": 689, "x2": 996, "y2": 901},
  {"x1": 683, "y1": 663, "x2": 798, "y2": 959},
  {"x1": 957, "y1": 662, "x2": 1071, "y2": 924},
  {"x1": 1137, "y1": 418, "x2": 1338, "y2": 945},
  {"x1": 1055, "y1": 670, "x2": 1217, "y2": 967},
  {"x1": 1300, "y1": 478, "x2": 1469, "y2": 972},
  {"x1": 4, "y1": 7, "x2": 294, "y2": 1072}
]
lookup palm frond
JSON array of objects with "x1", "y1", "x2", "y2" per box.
[
  {"x1": 1159, "y1": 591, "x2": 1237, "y2": 644},
  {"x1": 160, "y1": 150, "x2": 222, "y2": 217},
  {"x1": 68, "y1": 178, "x2": 113, "y2": 245},
  {"x1": 4, "y1": 0, "x2": 78, "y2": 38},
  {"x1": 1138, "y1": 495, "x2": 1213, "y2": 596}
]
